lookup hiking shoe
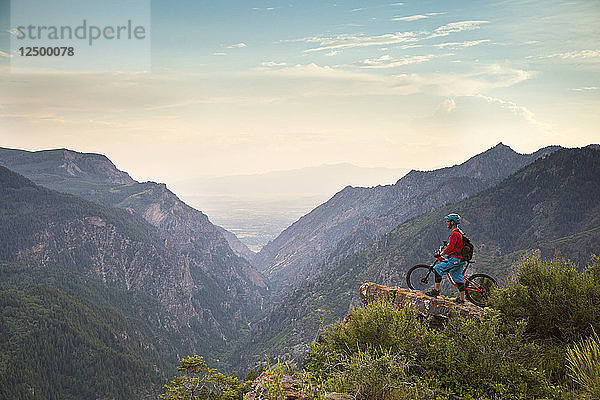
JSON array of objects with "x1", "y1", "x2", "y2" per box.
[
  {"x1": 452, "y1": 297, "x2": 465, "y2": 304},
  {"x1": 425, "y1": 289, "x2": 439, "y2": 297}
]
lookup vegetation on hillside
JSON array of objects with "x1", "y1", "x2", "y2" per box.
[
  {"x1": 162, "y1": 256, "x2": 600, "y2": 399},
  {"x1": 0, "y1": 281, "x2": 167, "y2": 400}
]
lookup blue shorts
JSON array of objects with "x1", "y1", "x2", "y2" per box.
[{"x1": 434, "y1": 257, "x2": 465, "y2": 284}]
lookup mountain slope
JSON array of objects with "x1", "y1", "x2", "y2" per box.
[
  {"x1": 0, "y1": 147, "x2": 267, "y2": 319},
  {"x1": 0, "y1": 166, "x2": 256, "y2": 367},
  {"x1": 235, "y1": 145, "x2": 600, "y2": 369},
  {"x1": 0, "y1": 262, "x2": 168, "y2": 400},
  {"x1": 255, "y1": 143, "x2": 559, "y2": 291}
]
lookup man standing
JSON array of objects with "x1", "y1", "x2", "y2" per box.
[{"x1": 425, "y1": 213, "x2": 466, "y2": 303}]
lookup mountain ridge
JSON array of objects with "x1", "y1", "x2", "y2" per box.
[
  {"x1": 0, "y1": 146, "x2": 255, "y2": 262},
  {"x1": 0, "y1": 165, "x2": 260, "y2": 369},
  {"x1": 0, "y1": 147, "x2": 267, "y2": 320},
  {"x1": 255, "y1": 143, "x2": 560, "y2": 292}
]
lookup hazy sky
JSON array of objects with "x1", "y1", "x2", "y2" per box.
[{"x1": 1, "y1": 0, "x2": 599, "y2": 185}]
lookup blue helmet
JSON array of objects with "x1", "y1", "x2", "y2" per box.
[{"x1": 445, "y1": 213, "x2": 461, "y2": 225}]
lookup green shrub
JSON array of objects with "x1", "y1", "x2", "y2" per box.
[
  {"x1": 306, "y1": 300, "x2": 554, "y2": 400},
  {"x1": 490, "y1": 256, "x2": 600, "y2": 344},
  {"x1": 317, "y1": 347, "x2": 444, "y2": 400},
  {"x1": 307, "y1": 300, "x2": 431, "y2": 366},
  {"x1": 432, "y1": 314, "x2": 551, "y2": 399},
  {"x1": 160, "y1": 355, "x2": 252, "y2": 400},
  {"x1": 566, "y1": 330, "x2": 600, "y2": 399}
]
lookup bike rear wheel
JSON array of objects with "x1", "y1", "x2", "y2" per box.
[
  {"x1": 406, "y1": 264, "x2": 435, "y2": 291},
  {"x1": 465, "y1": 273, "x2": 498, "y2": 307}
]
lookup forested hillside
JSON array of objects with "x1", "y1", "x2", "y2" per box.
[{"x1": 0, "y1": 263, "x2": 168, "y2": 400}]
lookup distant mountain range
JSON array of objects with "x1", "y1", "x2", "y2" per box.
[
  {"x1": 172, "y1": 163, "x2": 410, "y2": 252},
  {"x1": 254, "y1": 143, "x2": 560, "y2": 292},
  {"x1": 235, "y1": 145, "x2": 600, "y2": 369},
  {"x1": 172, "y1": 163, "x2": 409, "y2": 198}
]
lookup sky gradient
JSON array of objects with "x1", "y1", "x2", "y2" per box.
[{"x1": 1, "y1": 0, "x2": 599, "y2": 185}]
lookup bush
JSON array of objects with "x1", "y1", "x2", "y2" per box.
[
  {"x1": 160, "y1": 355, "x2": 252, "y2": 400},
  {"x1": 566, "y1": 330, "x2": 600, "y2": 399},
  {"x1": 305, "y1": 300, "x2": 554, "y2": 400},
  {"x1": 489, "y1": 256, "x2": 600, "y2": 344},
  {"x1": 432, "y1": 313, "x2": 551, "y2": 399},
  {"x1": 307, "y1": 301, "x2": 431, "y2": 367}
]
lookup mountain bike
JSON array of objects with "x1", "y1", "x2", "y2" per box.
[{"x1": 405, "y1": 242, "x2": 498, "y2": 307}]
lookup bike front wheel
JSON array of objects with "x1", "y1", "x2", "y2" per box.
[
  {"x1": 465, "y1": 273, "x2": 498, "y2": 307},
  {"x1": 406, "y1": 264, "x2": 435, "y2": 291}
]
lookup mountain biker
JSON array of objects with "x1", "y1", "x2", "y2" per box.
[{"x1": 425, "y1": 213, "x2": 466, "y2": 304}]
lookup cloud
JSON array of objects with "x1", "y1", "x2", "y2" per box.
[
  {"x1": 440, "y1": 98, "x2": 456, "y2": 113},
  {"x1": 261, "y1": 61, "x2": 288, "y2": 67},
  {"x1": 392, "y1": 12, "x2": 444, "y2": 22},
  {"x1": 300, "y1": 32, "x2": 419, "y2": 53},
  {"x1": 254, "y1": 63, "x2": 382, "y2": 80},
  {"x1": 213, "y1": 52, "x2": 227, "y2": 56},
  {"x1": 290, "y1": 20, "x2": 488, "y2": 53},
  {"x1": 397, "y1": 44, "x2": 423, "y2": 49},
  {"x1": 355, "y1": 54, "x2": 435, "y2": 69},
  {"x1": 244, "y1": 63, "x2": 421, "y2": 98},
  {"x1": 391, "y1": 64, "x2": 534, "y2": 97},
  {"x1": 0, "y1": 50, "x2": 12, "y2": 58},
  {"x1": 351, "y1": 3, "x2": 404, "y2": 12},
  {"x1": 249, "y1": 61, "x2": 533, "y2": 99},
  {"x1": 542, "y1": 49, "x2": 600, "y2": 59},
  {"x1": 434, "y1": 39, "x2": 490, "y2": 49},
  {"x1": 7, "y1": 29, "x2": 21, "y2": 38},
  {"x1": 475, "y1": 94, "x2": 549, "y2": 130},
  {"x1": 571, "y1": 86, "x2": 598, "y2": 91},
  {"x1": 429, "y1": 21, "x2": 489, "y2": 38},
  {"x1": 325, "y1": 50, "x2": 341, "y2": 57},
  {"x1": 227, "y1": 43, "x2": 247, "y2": 49}
]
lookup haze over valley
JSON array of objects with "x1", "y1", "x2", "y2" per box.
[{"x1": 171, "y1": 163, "x2": 409, "y2": 251}]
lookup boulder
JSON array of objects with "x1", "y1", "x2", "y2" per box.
[{"x1": 359, "y1": 282, "x2": 484, "y2": 322}]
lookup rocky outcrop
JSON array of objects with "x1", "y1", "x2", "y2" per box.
[{"x1": 359, "y1": 283, "x2": 484, "y2": 321}]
